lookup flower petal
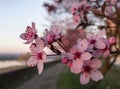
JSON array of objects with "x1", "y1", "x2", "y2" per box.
[
  {"x1": 93, "y1": 50, "x2": 103, "y2": 58},
  {"x1": 103, "y1": 49, "x2": 110, "y2": 58},
  {"x1": 81, "y1": 52, "x2": 92, "y2": 60},
  {"x1": 20, "y1": 33, "x2": 26, "y2": 40},
  {"x1": 27, "y1": 56, "x2": 38, "y2": 67},
  {"x1": 70, "y1": 47, "x2": 77, "y2": 54},
  {"x1": 42, "y1": 51, "x2": 46, "y2": 62},
  {"x1": 78, "y1": 39, "x2": 88, "y2": 52},
  {"x1": 26, "y1": 26, "x2": 32, "y2": 33},
  {"x1": 37, "y1": 60, "x2": 44, "y2": 75},
  {"x1": 109, "y1": 37, "x2": 116, "y2": 45},
  {"x1": 96, "y1": 30, "x2": 105, "y2": 39},
  {"x1": 90, "y1": 59, "x2": 102, "y2": 69},
  {"x1": 71, "y1": 59, "x2": 83, "y2": 74},
  {"x1": 87, "y1": 33, "x2": 96, "y2": 40},
  {"x1": 90, "y1": 69, "x2": 103, "y2": 82},
  {"x1": 30, "y1": 43, "x2": 37, "y2": 53},
  {"x1": 95, "y1": 40, "x2": 106, "y2": 49},
  {"x1": 35, "y1": 38, "x2": 44, "y2": 52},
  {"x1": 24, "y1": 38, "x2": 34, "y2": 44},
  {"x1": 80, "y1": 73, "x2": 90, "y2": 85}
]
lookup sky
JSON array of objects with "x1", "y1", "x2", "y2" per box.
[{"x1": 0, "y1": 0, "x2": 51, "y2": 54}]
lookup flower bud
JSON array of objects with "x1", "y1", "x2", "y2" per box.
[
  {"x1": 109, "y1": 37, "x2": 116, "y2": 45},
  {"x1": 62, "y1": 58, "x2": 68, "y2": 64}
]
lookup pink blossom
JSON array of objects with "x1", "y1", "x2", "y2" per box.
[
  {"x1": 70, "y1": 39, "x2": 92, "y2": 74},
  {"x1": 43, "y1": 25, "x2": 62, "y2": 44},
  {"x1": 73, "y1": 15, "x2": 80, "y2": 23},
  {"x1": 109, "y1": 37, "x2": 116, "y2": 45},
  {"x1": 70, "y1": 1, "x2": 91, "y2": 23},
  {"x1": 87, "y1": 30, "x2": 106, "y2": 50},
  {"x1": 20, "y1": 22, "x2": 37, "y2": 44},
  {"x1": 27, "y1": 38, "x2": 46, "y2": 74},
  {"x1": 104, "y1": 6, "x2": 115, "y2": 16},
  {"x1": 86, "y1": 30, "x2": 110, "y2": 58},
  {"x1": 70, "y1": 3, "x2": 79, "y2": 14},
  {"x1": 105, "y1": 0, "x2": 117, "y2": 5},
  {"x1": 93, "y1": 38, "x2": 110, "y2": 58},
  {"x1": 80, "y1": 59, "x2": 103, "y2": 84},
  {"x1": 62, "y1": 53, "x2": 73, "y2": 67}
]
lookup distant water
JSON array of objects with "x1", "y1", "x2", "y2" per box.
[
  {"x1": 0, "y1": 60, "x2": 25, "y2": 69},
  {"x1": 0, "y1": 55, "x2": 61, "y2": 69}
]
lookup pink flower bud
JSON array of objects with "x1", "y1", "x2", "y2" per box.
[
  {"x1": 67, "y1": 61, "x2": 72, "y2": 68},
  {"x1": 62, "y1": 58, "x2": 68, "y2": 64},
  {"x1": 109, "y1": 37, "x2": 116, "y2": 45}
]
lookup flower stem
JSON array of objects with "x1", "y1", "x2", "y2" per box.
[{"x1": 57, "y1": 40, "x2": 67, "y2": 52}]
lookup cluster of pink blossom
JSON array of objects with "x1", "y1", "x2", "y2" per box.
[
  {"x1": 70, "y1": 0, "x2": 91, "y2": 23},
  {"x1": 61, "y1": 30, "x2": 114, "y2": 84},
  {"x1": 19, "y1": 0, "x2": 118, "y2": 85},
  {"x1": 70, "y1": 0, "x2": 118, "y2": 23},
  {"x1": 20, "y1": 22, "x2": 46, "y2": 74},
  {"x1": 20, "y1": 22, "x2": 116, "y2": 84}
]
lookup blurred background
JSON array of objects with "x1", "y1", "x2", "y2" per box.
[{"x1": 0, "y1": 0, "x2": 120, "y2": 89}]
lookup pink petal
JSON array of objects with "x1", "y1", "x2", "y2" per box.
[
  {"x1": 27, "y1": 56, "x2": 38, "y2": 67},
  {"x1": 93, "y1": 50, "x2": 103, "y2": 58},
  {"x1": 90, "y1": 59, "x2": 102, "y2": 69},
  {"x1": 25, "y1": 38, "x2": 34, "y2": 44},
  {"x1": 87, "y1": 33, "x2": 96, "y2": 40},
  {"x1": 35, "y1": 38, "x2": 44, "y2": 52},
  {"x1": 37, "y1": 60, "x2": 44, "y2": 75},
  {"x1": 42, "y1": 52, "x2": 46, "y2": 62},
  {"x1": 96, "y1": 30, "x2": 105, "y2": 39},
  {"x1": 70, "y1": 3, "x2": 78, "y2": 13},
  {"x1": 87, "y1": 44, "x2": 94, "y2": 50},
  {"x1": 80, "y1": 73, "x2": 90, "y2": 85},
  {"x1": 30, "y1": 43, "x2": 37, "y2": 54},
  {"x1": 62, "y1": 58, "x2": 68, "y2": 64},
  {"x1": 90, "y1": 69, "x2": 103, "y2": 82},
  {"x1": 73, "y1": 15, "x2": 80, "y2": 23},
  {"x1": 71, "y1": 59, "x2": 83, "y2": 74},
  {"x1": 95, "y1": 40, "x2": 106, "y2": 49},
  {"x1": 62, "y1": 53, "x2": 73, "y2": 60},
  {"x1": 26, "y1": 26, "x2": 32, "y2": 33},
  {"x1": 20, "y1": 33, "x2": 26, "y2": 40},
  {"x1": 78, "y1": 39, "x2": 88, "y2": 52},
  {"x1": 109, "y1": 37, "x2": 116, "y2": 45},
  {"x1": 70, "y1": 47, "x2": 77, "y2": 54},
  {"x1": 81, "y1": 52, "x2": 92, "y2": 60},
  {"x1": 55, "y1": 35, "x2": 61, "y2": 40},
  {"x1": 103, "y1": 49, "x2": 110, "y2": 58}
]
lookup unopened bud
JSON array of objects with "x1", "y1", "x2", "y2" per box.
[{"x1": 109, "y1": 37, "x2": 116, "y2": 45}]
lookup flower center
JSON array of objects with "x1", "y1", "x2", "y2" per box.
[
  {"x1": 47, "y1": 34, "x2": 56, "y2": 44},
  {"x1": 90, "y1": 40, "x2": 96, "y2": 44},
  {"x1": 74, "y1": 51, "x2": 81, "y2": 59},
  {"x1": 84, "y1": 66, "x2": 92, "y2": 73},
  {"x1": 37, "y1": 53, "x2": 42, "y2": 60}
]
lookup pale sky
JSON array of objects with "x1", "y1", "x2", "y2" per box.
[{"x1": 0, "y1": 0, "x2": 51, "y2": 54}]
